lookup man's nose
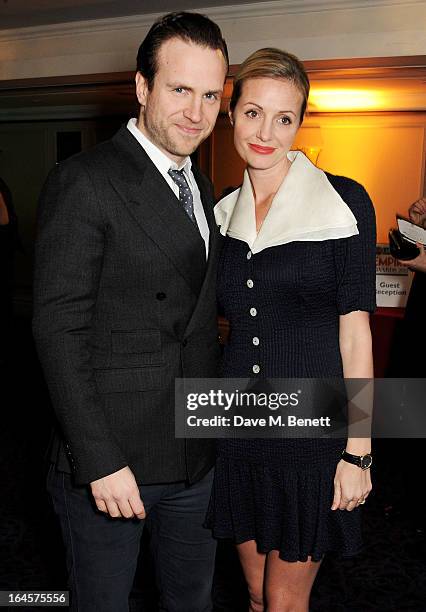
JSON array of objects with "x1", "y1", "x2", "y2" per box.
[{"x1": 183, "y1": 97, "x2": 202, "y2": 123}]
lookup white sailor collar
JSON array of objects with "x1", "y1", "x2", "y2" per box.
[{"x1": 214, "y1": 150, "x2": 358, "y2": 254}]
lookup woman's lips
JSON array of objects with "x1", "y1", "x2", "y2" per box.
[{"x1": 248, "y1": 143, "x2": 276, "y2": 155}]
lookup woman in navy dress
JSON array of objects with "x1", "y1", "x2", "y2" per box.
[{"x1": 206, "y1": 48, "x2": 376, "y2": 611}]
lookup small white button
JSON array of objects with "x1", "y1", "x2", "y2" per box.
[
  {"x1": 250, "y1": 307, "x2": 257, "y2": 317},
  {"x1": 252, "y1": 364, "x2": 260, "y2": 374},
  {"x1": 247, "y1": 251, "x2": 252, "y2": 260},
  {"x1": 252, "y1": 337, "x2": 259, "y2": 346},
  {"x1": 247, "y1": 279, "x2": 254, "y2": 288}
]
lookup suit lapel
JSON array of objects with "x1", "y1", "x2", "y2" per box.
[
  {"x1": 110, "y1": 127, "x2": 206, "y2": 296},
  {"x1": 184, "y1": 166, "x2": 220, "y2": 338}
]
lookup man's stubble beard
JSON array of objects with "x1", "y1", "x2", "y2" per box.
[{"x1": 142, "y1": 106, "x2": 202, "y2": 159}]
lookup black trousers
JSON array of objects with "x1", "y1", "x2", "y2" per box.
[{"x1": 47, "y1": 464, "x2": 216, "y2": 612}]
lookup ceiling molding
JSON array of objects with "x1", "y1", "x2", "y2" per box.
[
  {"x1": 205, "y1": 0, "x2": 425, "y2": 19},
  {"x1": 0, "y1": 0, "x2": 424, "y2": 42}
]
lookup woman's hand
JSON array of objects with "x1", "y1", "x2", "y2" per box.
[{"x1": 331, "y1": 460, "x2": 372, "y2": 511}]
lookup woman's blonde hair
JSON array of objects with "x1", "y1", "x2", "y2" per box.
[{"x1": 230, "y1": 47, "x2": 310, "y2": 123}]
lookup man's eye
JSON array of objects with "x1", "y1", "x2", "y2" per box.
[
  {"x1": 204, "y1": 93, "x2": 218, "y2": 101},
  {"x1": 173, "y1": 87, "x2": 185, "y2": 94}
]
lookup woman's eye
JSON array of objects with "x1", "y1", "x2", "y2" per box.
[
  {"x1": 245, "y1": 110, "x2": 259, "y2": 119},
  {"x1": 278, "y1": 116, "x2": 291, "y2": 125}
]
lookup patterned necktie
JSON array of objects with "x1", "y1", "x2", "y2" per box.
[{"x1": 168, "y1": 168, "x2": 196, "y2": 224}]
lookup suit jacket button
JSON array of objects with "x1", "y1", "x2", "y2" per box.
[{"x1": 156, "y1": 292, "x2": 166, "y2": 300}]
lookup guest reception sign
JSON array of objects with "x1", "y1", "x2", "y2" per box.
[{"x1": 376, "y1": 244, "x2": 413, "y2": 307}]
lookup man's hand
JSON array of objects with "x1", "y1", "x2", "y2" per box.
[
  {"x1": 399, "y1": 243, "x2": 426, "y2": 273},
  {"x1": 90, "y1": 466, "x2": 146, "y2": 519},
  {"x1": 397, "y1": 198, "x2": 426, "y2": 272},
  {"x1": 408, "y1": 197, "x2": 426, "y2": 228}
]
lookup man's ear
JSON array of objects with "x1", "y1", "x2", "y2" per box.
[{"x1": 135, "y1": 72, "x2": 148, "y2": 107}]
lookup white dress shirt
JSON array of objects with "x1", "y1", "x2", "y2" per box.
[{"x1": 127, "y1": 118, "x2": 209, "y2": 257}]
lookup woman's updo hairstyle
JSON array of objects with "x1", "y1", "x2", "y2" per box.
[{"x1": 229, "y1": 47, "x2": 310, "y2": 124}]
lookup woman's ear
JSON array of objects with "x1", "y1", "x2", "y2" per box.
[{"x1": 228, "y1": 109, "x2": 234, "y2": 126}]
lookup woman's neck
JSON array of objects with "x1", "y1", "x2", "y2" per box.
[
  {"x1": 247, "y1": 158, "x2": 292, "y2": 233},
  {"x1": 247, "y1": 158, "x2": 291, "y2": 204}
]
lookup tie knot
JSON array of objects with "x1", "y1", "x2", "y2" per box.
[{"x1": 168, "y1": 168, "x2": 186, "y2": 184}]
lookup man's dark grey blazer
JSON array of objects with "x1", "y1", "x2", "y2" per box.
[{"x1": 33, "y1": 126, "x2": 220, "y2": 486}]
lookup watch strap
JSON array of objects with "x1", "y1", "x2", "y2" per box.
[{"x1": 341, "y1": 450, "x2": 372, "y2": 470}]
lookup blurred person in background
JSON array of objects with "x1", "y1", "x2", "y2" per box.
[
  {"x1": 393, "y1": 197, "x2": 426, "y2": 556},
  {"x1": 0, "y1": 175, "x2": 18, "y2": 367}
]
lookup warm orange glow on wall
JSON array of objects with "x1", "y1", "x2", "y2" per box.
[
  {"x1": 309, "y1": 88, "x2": 387, "y2": 112},
  {"x1": 222, "y1": 76, "x2": 426, "y2": 114},
  {"x1": 299, "y1": 114, "x2": 425, "y2": 244},
  {"x1": 294, "y1": 146, "x2": 321, "y2": 165}
]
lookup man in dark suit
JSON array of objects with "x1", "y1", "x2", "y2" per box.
[{"x1": 33, "y1": 12, "x2": 228, "y2": 611}]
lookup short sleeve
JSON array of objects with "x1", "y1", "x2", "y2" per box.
[{"x1": 331, "y1": 177, "x2": 377, "y2": 315}]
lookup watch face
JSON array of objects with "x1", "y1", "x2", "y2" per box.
[{"x1": 361, "y1": 455, "x2": 372, "y2": 469}]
